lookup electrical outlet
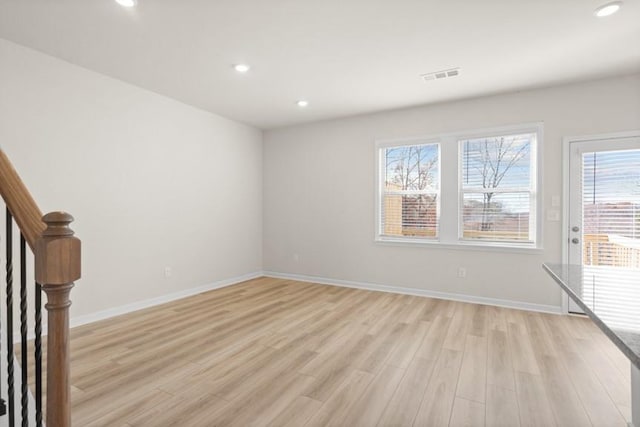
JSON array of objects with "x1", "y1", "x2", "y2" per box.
[
  {"x1": 457, "y1": 267, "x2": 467, "y2": 278},
  {"x1": 164, "y1": 267, "x2": 172, "y2": 278}
]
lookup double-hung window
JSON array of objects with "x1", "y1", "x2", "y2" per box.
[
  {"x1": 380, "y1": 143, "x2": 440, "y2": 239},
  {"x1": 459, "y1": 133, "x2": 537, "y2": 244},
  {"x1": 376, "y1": 124, "x2": 541, "y2": 250}
]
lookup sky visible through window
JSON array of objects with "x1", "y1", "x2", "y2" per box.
[
  {"x1": 384, "y1": 135, "x2": 532, "y2": 213},
  {"x1": 461, "y1": 134, "x2": 532, "y2": 215},
  {"x1": 379, "y1": 129, "x2": 540, "y2": 244},
  {"x1": 385, "y1": 144, "x2": 439, "y2": 191},
  {"x1": 583, "y1": 149, "x2": 640, "y2": 204},
  {"x1": 461, "y1": 135, "x2": 531, "y2": 190},
  {"x1": 582, "y1": 149, "x2": 640, "y2": 243}
]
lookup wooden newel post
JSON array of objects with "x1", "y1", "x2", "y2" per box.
[{"x1": 35, "y1": 212, "x2": 81, "y2": 427}]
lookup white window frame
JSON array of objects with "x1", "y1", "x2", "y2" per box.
[
  {"x1": 377, "y1": 139, "x2": 442, "y2": 241},
  {"x1": 375, "y1": 123, "x2": 543, "y2": 252}
]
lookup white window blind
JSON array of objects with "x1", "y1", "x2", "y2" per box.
[
  {"x1": 582, "y1": 149, "x2": 640, "y2": 268},
  {"x1": 376, "y1": 123, "x2": 542, "y2": 250},
  {"x1": 460, "y1": 133, "x2": 536, "y2": 243},
  {"x1": 380, "y1": 144, "x2": 440, "y2": 239}
]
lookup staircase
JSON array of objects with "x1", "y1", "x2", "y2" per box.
[{"x1": 0, "y1": 149, "x2": 81, "y2": 427}]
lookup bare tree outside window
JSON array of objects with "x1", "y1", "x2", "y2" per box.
[
  {"x1": 386, "y1": 145, "x2": 438, "y2": 191},
  {"x1": 378, "y1": 126, "x2": 540, "y2": 247},
  {"x1": 461, "y1": 134, "x2": 532, "y2": 240},
  {"x1": 383, "y1": 144, "x2": 439, "y2": 237}
]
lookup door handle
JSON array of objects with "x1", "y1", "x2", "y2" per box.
[
  {"x1": 572, "y1": 226, "x2": 580, "y2": 232},
  {"x1": 571, "y1": 238, "x2": 580, "y2": 244}
]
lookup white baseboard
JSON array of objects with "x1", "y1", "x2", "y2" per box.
[
  {"x1": 263, "y1": 271, "x2": 562, "y2": 314},
  {"x1": 69, "y1": 271, "x2": 263, "y2": 329},
  {"x1": 30, "y1": 271, "x2": 262, "y2": 339},
  {"x1": 30, "y1": 268, "x2": 560, "y2": 341}
]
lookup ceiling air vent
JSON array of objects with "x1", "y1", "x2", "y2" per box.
[{"x1": 421, "y1": 67, "x2": 460, "y2": 82}]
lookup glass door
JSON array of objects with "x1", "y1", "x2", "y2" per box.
[{"x1": 568, "y1": 137, "x2": 640, "y2": 314}]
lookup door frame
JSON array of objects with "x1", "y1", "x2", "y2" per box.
[{"x1": 561, "y1": 130, "x2": 640, "y2": 314}]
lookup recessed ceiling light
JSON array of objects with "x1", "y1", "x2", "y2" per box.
[
  {"x1": 115, "y1": 0, "x2": 137, "y2": 7},
  {"x1": 234, "y1": 64, "x2": 250, "y2": 73},
  {"x1": 296, "y1": 100, "x2": 309, "y2": 108},
  {"x1": 594, "y1": 1, "x2": 622, "y2": 17}
]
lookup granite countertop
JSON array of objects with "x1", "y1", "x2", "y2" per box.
[{"x1": 543, "y1": 263, "x2": 640, "y2": 371}]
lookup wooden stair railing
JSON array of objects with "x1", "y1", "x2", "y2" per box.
[{"x1": 0, "y1": 149, "x2": 81, "y2": 427}]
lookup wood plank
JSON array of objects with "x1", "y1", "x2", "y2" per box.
[
  {"x1": 486, "y1": 385, "x2": 520, "y2": 427},
  {"x1": 507, "y1": 320, "x2": 541, "y2": 375},
  {"x1": 561, "y1": 350, "x2": 628, "y2": 427},
  {"x1": 30, "y1": 277, "x2": 625, "y2": 426},
  {"x1": 414, "y1": 314, "x2": 451, "y2": 361},
  {"x1": 469, "y1": 304, "x2": 488, "y2": 337},
  {"x1": 80, "y1": 389, "x2": 172, "y2": 427},
  {"x1": 126, "y1": 385, "x2": 228, "y2": 427},
  {"x1": 376, "y1": 356, "x2": 437, "y2": 426},
  {"x1": 536, "y1": 354, "x2": 592, "y2": 427},
  {"x1": 413, "y1": 348, "x2": 463, "y2": 426},
  {"x1": 486, "y1": 305, "x2": 508, "y2": 332},
  {"x1": 340, "y1": 364, "x2": 405, "y2": 427},
  {"x1": 305, "y1": 370, "x2": 374, "y2": 427},
  {"x1": 487, "y1": 329, "x2": 516, "y2": 391},
  {"x1": 514, "y1": 372, "x2": 556, "y2": 427},
  {"x1": 385, "y1": 320, "x2": 430, "y2": 369},
  {"x1": 267, "y1": 396, "x2": 322, "y2": 427},
  {"x1": 442, "y1": 303, "x2": 472, "y2": 351},
  {"x1": 216, "y1": 373, "x2": 316, "y2": 427},
  {"x1": 355, "y1": 322, "x2": 407, "y2": 374},
  {"x1": 575, "y1": 337, "x2": 630, "y2": 410},
  {"x1": 456, "y1": 334, "x2": 488, "y2": 403},
  {"x1": 449, "y1": 397, "x2": 485, "y2": 427}
]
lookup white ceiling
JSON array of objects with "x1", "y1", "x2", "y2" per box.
[{"x1": 1, "y1": 1, "x2": 639, "y2": 129}]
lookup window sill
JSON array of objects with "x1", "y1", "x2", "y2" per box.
[{"x1": 374, "y1": 237, "x2": 544, "y2": 254}]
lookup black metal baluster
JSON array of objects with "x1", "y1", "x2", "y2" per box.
[
  {"x1": 34, "y1": 282, "x2": 42, "y2": 427},
  {"x1": 19, "y1": 234, "x2": 28, "y2": 426},
  {"x1": 6, "y1": 208, "x2": 15, "y2": 427},
  {"x1": 0, "y1": 209, "x2": 5, "y2": 417}
]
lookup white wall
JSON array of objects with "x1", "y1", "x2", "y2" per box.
[
  {"x1": 263, "y1": 73, "x2": 640, "y2": 310},
  {"x1": 0, "y1": 39, "x2": 263, "y2": 319},
  {"x1": 2, "y1": 37, "x2": 638, "y2": 319}
]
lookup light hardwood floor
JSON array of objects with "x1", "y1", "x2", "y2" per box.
[{"x1": 30, "y1": 277, "x2": 632, "y2": 426}]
